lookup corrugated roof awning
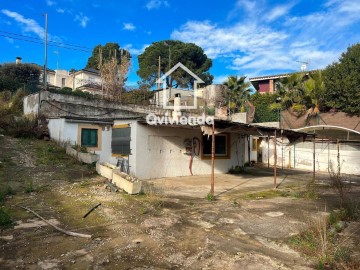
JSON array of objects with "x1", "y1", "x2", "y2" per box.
[{"x1": 138, "y1": 118, "x2": 311, "y2": 142}]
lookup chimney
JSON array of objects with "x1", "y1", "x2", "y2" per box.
[
  {"x1": 172, "y1": 93, "x2": 182, "y2": 119},
  {"x1": 16, "y1": 57, "x2": 22, "y2": 64}
]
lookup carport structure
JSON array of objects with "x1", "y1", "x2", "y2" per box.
[{"x1": 140, "y1": 118, "x2": 313, "y2": 196}]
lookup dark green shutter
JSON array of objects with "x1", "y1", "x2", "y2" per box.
[{"x1": 81, "y1": 129, "x2": 98, "y2": 147}]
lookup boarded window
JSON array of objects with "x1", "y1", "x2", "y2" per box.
[
  {"x1": 81, "y1": 128, "x2": 98, "y2": 147},
  {"x1": 202, "y1": 134, "x2": 229, "y2": 158},
  {"x1": 112, "y1": 127, "x2": 131, "y2": 155}
]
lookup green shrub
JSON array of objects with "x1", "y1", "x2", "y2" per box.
[
  {"x1": 0, "y1": 208, "x2": 12, "y2": 228},
  {"x1": 25, "y1": 180, "x2": 34, "y2": 193},
  {"x1": 0, "y1": 185, "x2": 15, "y2": 204},
  {"x1": 206, "y1": 192, "x2": 215, "y2": 201}
]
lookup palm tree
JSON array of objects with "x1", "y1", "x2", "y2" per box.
[
  {"x1": 272, "y1": 73, "x2": 307, "y2": 112},
  {"x1": 304, "y1": 70, "x2": 325, "y2": 122},
  {"x1": 270, "y1": 70, "x2": 325, "y2": 124},
  {"x1": 223, "y1": 75, "x2": 251, "y2": 113}
]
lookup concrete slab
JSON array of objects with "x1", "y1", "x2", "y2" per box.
[{"x1": 147, "y1": 167, "x2": 312, "y2": 198}]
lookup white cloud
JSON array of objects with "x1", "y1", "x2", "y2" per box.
[
  {"x1": 171, "y1": 0, "x2": 360, "y2": 76},
  {"x1": 171, "y1": 21, "x2": 287, "y2": 59},
  {"x1": 4, "y1": 37, "x2": 14, "y2": 43},
  {"x1": 213, "y1": 75, "x2": 230, "y2": 84},
  {"x1": 2, "y1": 9, "x2": 45, "y2": 39},
  {"x1": 2, "y1": 9, "x2": 63, "y2": 42},
  {"x1": 56, "y1": 8, "x2": 65, "y2": 13},
  {"x1": 227, "y1": 0, "x2": 257, "y2": 20},
  {"x1": 74, "y1": 13, "x2": 89, "y2": 28},
  {"x1": 123, "y1": 22, "x2": 135, "y2": 31},
  {"x1": 146, "y1": 0, "x2": 169, "y2": 10},
  {"x1": 235, "y1": 0, "x2": 256, "y2": 13},
  {"x1": 46, "y1": 0, "x2": 57, "y2": 6},
  {"x1": 124, "y1": 44, "x2": 149, "y2": 55},
  {"x1": 266, "y1": 3, "x2": 294, "y2": 22}
]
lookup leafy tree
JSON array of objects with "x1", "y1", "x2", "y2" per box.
[
  {"x1": 137, "y1": 40, "x2": 213, "y2": 88},
  {"x1": 0, "y1": 63, "x2": 41, "y2": 93},
  {"x1": 250, "y1": 92, "x2": 279, "y2": 123},
  {"x1": 324, "y1": 44, "x2": 360, "y2": 115},
  {"x1": 223, "y1": 75, "x2": 251, "y2": 113},
  {"x1": 85, "y1": 43, "x2": 131, "y2": 70}
]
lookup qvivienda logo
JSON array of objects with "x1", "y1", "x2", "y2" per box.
[
  {"x1": 146, "y1": 113, "x2": 214, "y2": 126},
  {"x1": 155, "y1": 62, "x2": 203, "y2": 110}
]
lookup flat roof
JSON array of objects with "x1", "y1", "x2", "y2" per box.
[{"x1": 249, "y1": 70, "x2": 318, "y2": 82}]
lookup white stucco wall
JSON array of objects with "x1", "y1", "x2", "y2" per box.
[
  {"x1": 73, "y1": 71, "x2": 102, "y2": 89},
  {"x1": 134, "y1": 123, "x2": 245, "y2": 180},
  {"x1": 262, "y1": 138, "x2": 360, "y2": 175},
  {"x1": 48, "y1": 118, "x2": 112, "y2": 163}
]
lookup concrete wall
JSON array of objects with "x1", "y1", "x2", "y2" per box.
[
  {"x1": 23, "y1": 91, "x2": 168, "y2": 118},
  {"x1": 23, "y1": 92, "x2": 40, "y2": 115},
  {"x1": 261, "y1": 138, "x2": 360, "y2": 175}
]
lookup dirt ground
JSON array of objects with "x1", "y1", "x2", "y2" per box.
[{"x1": 0, "y1": 135, "x2": 359, "y2": 270}]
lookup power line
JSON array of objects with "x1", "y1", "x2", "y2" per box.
[
  {"x1": 0, "y1": 33, "x2": 92, "y2": 53},
  {"x1": 0, "y1": 30, "x2": 92, "y2": 52},
  {"x1": 0, "y1": 30, "x2": 92, "y2": 50}
]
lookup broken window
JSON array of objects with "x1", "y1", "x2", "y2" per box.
[
  {"x1": 81, "y1": 128, "x2": 98, "y2": 147},
  {"x1": 202, "y1": 134, "x2": 230, "y2": 158},
  {"x1": 112, "y1": 125, "x2": 131, "y2": 156}
]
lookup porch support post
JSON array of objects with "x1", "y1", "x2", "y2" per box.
[
  {"x1": 210, "y1": 121, "x2": 215, "y2": 196},
  {"x1": 281, "y1": 130, "x2": 284, "y2": 170},
  {"x1": 313, "y1": 135, "x2": 316, "y2": 181},
  {"x1": 274, "y1": 130, "x2": 277, "y2": 190},
  {"x1": 267, "y1": 135, "x2": 270, "y2": 168}
]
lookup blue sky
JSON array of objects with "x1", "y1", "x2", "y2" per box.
[{"x1": 1, "y1": 0, "x2": 359, "y2": 87}]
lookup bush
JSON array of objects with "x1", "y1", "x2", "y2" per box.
[
  {"x1": 250, "y1": 93, "x2": 279, "y2": 123},
  {"x1": 0, "y1": 208, "x2": 12, "y2": 228}
]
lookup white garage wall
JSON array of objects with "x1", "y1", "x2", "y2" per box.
[
  {"x1": 261, "y1": 138, "x2": 360, "y2": 175},
  {"x1": 134, "y1": 123, "x2": 245, "y2": 180}
]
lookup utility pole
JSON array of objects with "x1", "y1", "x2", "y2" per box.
[
  {"x1": 43, "y1": 13, "x2": 48, "y2": 91},
  {"x1": 39, "y1": 13, "x2": 48, "y2": 117}
]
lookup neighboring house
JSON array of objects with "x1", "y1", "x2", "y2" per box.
[
  {"x1": 249, "y1": 71, "x2": 316, "y2": 94},
  {"x1": 72, "y1": 68, "x2": 102, "y2": 93},
  {"x1": 46, "y1": 69, "x2": 73, "y2": 89},
  {"x1": 43, "y1": 68, "x2": 103, "y2": 94}
]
